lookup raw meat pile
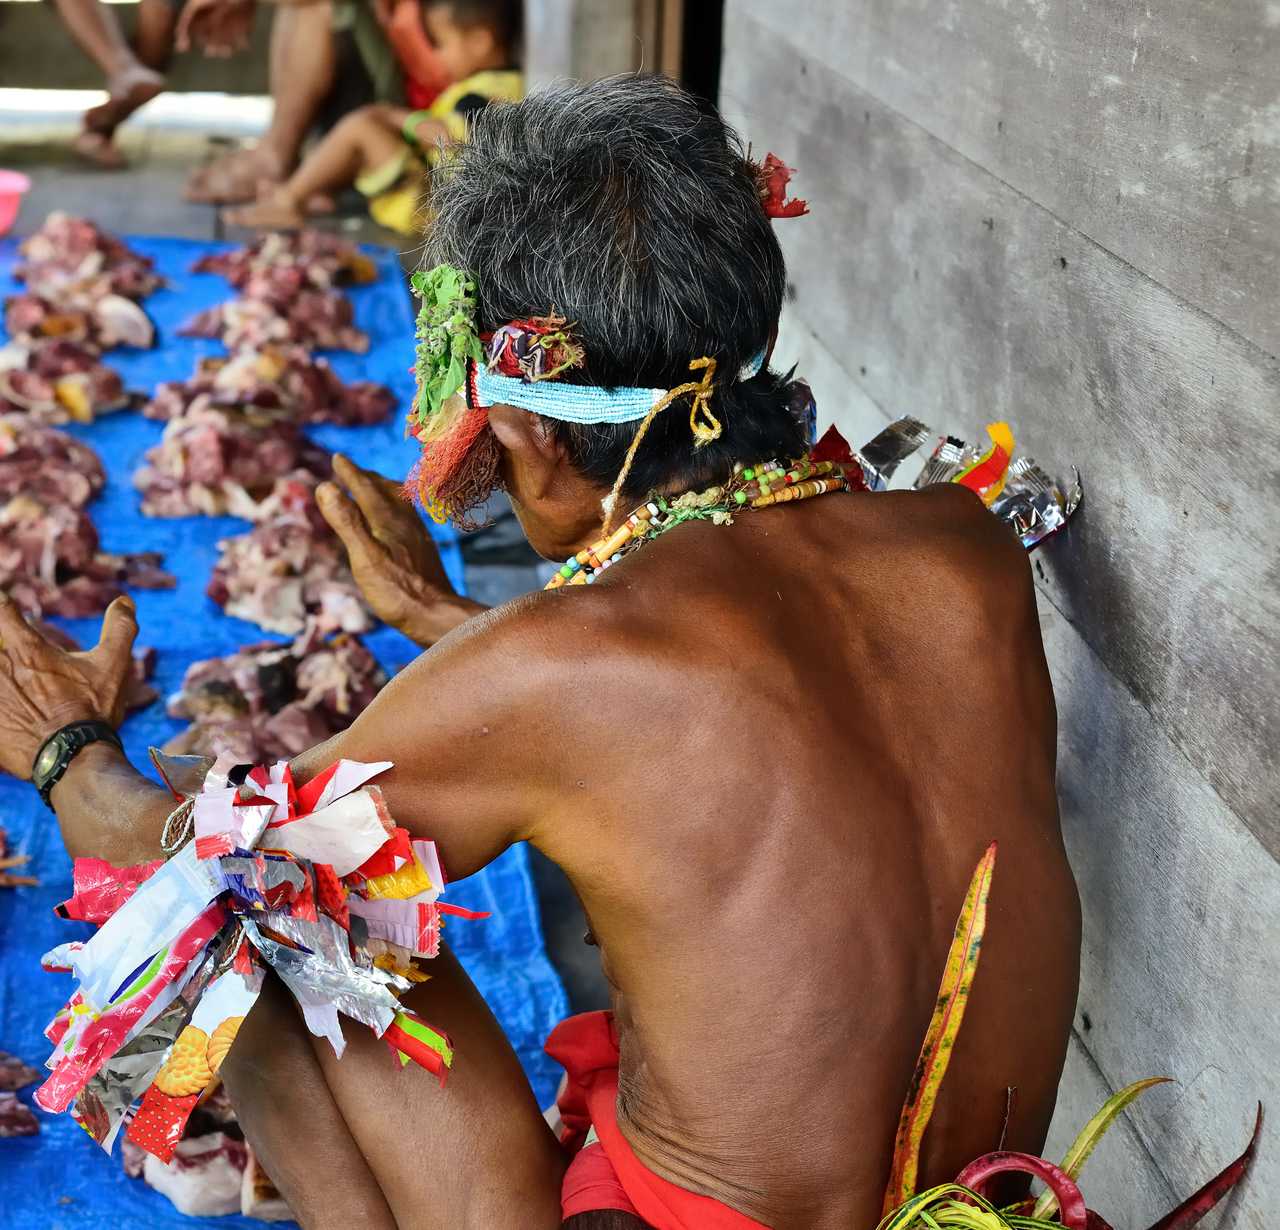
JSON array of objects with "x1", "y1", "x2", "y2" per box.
[
  {"x1": 0, "y1": 414, "x2": 106, "y2": 506},
  {"x1": 0, "y1": 494, "x2": 173, "y2": 618},
  {"x1": 180, "y1": 232, "x2": 377, "y2": 354},
  {"x1": 134, "y1": 403, "x2": 331, "y2": 517},
  {"x1": 179, "y1": 286, "x2": 369, "y2": 354},
  {"x1": 4, "y1": 291, "x2": 154, "y2": 352},
  {"x1": 191, "y1": 230, "x2": 378, "y2": 290},
  {"x1": 0, "y1": 217, "x2": 174, "y2": 619},
  {"x1": 208, "y1": 473, "x2": 372, "y2": 635},
  {"x1": 0, "y1": 340, "x2": 132, "y2": 423},
  {"x1": 144, "y1": 344, "x2": 393, "y2": 426},
  {"x1": 164, "y1": 622, "x2": 387, "y2": 761},
  {"x1": 1, "y1": 213, "x2": 157, "y2": 439},
  {"x1": 14, "y1": 211, "x2": 165, "y2": 301}
]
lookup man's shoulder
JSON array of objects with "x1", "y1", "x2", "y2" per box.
[
  {"x1": 855, "y1": 485, "x2": 1037, "y2": 641},
  {"x1": 438, "y1": 585, "x2": 629, "y2": 688},
  {"x1": 879, "y1": 484, "x2": 1029, "y2": 582}
]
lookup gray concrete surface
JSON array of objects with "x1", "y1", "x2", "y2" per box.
[{"x1": 721, "y1": 3, "x2": 1278, "y2": 1225}]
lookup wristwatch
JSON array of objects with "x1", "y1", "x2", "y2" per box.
[{"x1": 32, "y1": 720, "x2": 123, "y2": 810}]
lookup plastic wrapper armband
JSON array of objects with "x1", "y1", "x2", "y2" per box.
[{"x1": 36, "y1": 755, "x2": 488, "y2": 1161}]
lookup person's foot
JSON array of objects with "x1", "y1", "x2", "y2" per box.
[
  {"x1": 222, "y1": 185, "x2": 307, "y2": 230},
  {"x1": 186, "y1": 146, "x2": 288, "y2": 205},
  {"x1": 71, "y1": 129, "x2": 128, "y2": 170},
  {"x1": 82, "y1": 64, "x2": 165, "y2": 139}
]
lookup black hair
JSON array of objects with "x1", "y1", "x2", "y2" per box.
[
  {"x1": 423, "y1": 74, "x2": 806, "y2": 502},
  {"x1": 423, "y1": 0, "x2": 522, "y2": 51}
]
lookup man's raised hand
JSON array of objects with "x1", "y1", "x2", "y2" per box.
[
  {"x1": 317, "y1": 455, "x2": 486, "y2": 648},
  {"x1": 0, "y1": 594, "x2": 137, "y2": 780}
]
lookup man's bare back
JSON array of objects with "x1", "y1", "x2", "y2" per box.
[{"x1": 516, "y1": 483, "x2": 1080, "y2": 1228}]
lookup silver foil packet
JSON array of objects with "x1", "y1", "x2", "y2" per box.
[{"x1": 857, "y1": 416, "x2": 933, "y2": 490}]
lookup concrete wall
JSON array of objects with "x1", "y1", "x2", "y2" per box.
[
  {"x1": 524, "y1": 0, "x2": 642, "y2": 90},
  {"x1": 720, "y1": 3, "x2": 1278, "y2": 1225}
]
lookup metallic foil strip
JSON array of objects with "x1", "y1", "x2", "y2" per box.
[
  {"x1": 989, "y1": 458, "x2": 1083, "y2": 549},
  {"x1": 857, "y1": 416, "x2": 933, "y2": 490},
  {"x1": 240, "y1": 911, "x2": 409, "y2": 1040},
  {"x1": 913, "y1": 435, "x2": 968, "y2": 487}
]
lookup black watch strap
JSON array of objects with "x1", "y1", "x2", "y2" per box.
[{"x1": 32, "y1": 720, "x2": 123, "y2": 810}]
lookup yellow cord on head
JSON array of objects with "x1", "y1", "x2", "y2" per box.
[{"x1": 602, "y1": 357, "x2": 720, "y2": 535}]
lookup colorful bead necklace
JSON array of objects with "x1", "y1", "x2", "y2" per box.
[{"x1": 545, "y1": 454, "x2": 853, "y2": 589}]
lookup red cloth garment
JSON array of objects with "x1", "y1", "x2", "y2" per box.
[{"x1": 547, "y1": 1011, "x2": 769, "y2": 1230}]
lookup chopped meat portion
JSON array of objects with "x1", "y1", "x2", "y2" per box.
[
  {"x1": 209, "y1": 474, "x2": 372, "y2": 636},
  {"x1": 179, "y1": 289, "x2": 368, "y2": 354},
  {"x1": 192, "y1": 231, "x2": 377, "y2": 290},
  {"x1": 134, "y1": 404, "x2": 331, "y2": 518},
  {"x1": 16, "y1": 212, "x2": 164, "y2": 301},
  {"x1": 0, "y1": 494, "x2": 174, "y2": 618},
  {"x1": 165, "y1": 623, "x2": 386, "y2": 762},
  {"x1": 0, "y1": 414, "x2": 106, "y2": 505},
  {"x1": 0, "y1": 1092, "x2": 39, "y2": 1136},
  {"x1": 144, "y1": 345, "x2": 393, "y2": 426},
  {"x1": 0, "y1": 1052, "x2": 41, "y2": 1093},
  {"x1": 0, "y1": 340, "x2": 132, "y2": 423},
  {"x1": 4, "y1": 292, "x2": 155, "y2": 352}
]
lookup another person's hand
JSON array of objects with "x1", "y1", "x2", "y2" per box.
[
  {"x1": 317, "y1": 455, "x2": 486, "y2": 648},
  {"x1": 0, "y1": 594, "x2": 138, "y2": 780}
]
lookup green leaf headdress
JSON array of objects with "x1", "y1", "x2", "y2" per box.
[{"x1": 409, "y1": 264, "x2": 485, "y2": 424}]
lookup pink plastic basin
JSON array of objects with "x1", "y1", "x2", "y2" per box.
[{"x1": 0, "y1": 170, "x2": 32, "y2": 238}]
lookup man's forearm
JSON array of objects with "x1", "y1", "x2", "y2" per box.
[{"x1": 49, "y1": 742, "x2": 173, "y2": 866}]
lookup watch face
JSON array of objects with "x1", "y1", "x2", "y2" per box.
[{"x1": 35, "y1": 740, "x2": 61, "y2": 780}]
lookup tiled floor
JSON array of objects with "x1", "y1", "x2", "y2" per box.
[{"x1": 1, "y1": 100, "x2": 610, "y2": 1015}]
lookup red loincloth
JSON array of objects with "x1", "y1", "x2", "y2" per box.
[{"x1": 546, "y1": 1011, "x2": 768, "y2": 1229}]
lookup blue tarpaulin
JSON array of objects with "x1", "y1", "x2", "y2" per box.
[{"x1": 0, "y1": 236, "x2": 568, "y2": 1228}]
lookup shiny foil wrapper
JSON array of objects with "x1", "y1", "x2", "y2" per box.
[
  {"x1": 858, "y1": 416, "x2": 933, "y2": 490},
  {"x1": 855, "y1": 417, "x2": 1081, "y2": 549},
  {"x1": 990, "y1": 457, "x2": 1084, "y2": 550}
]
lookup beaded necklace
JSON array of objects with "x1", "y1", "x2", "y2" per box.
[{"x1": 545, "y1": 454, "x2": 853, "y2": 589}]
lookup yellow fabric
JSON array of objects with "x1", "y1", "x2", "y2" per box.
[
  {"x1": 425, "y1": 69, "x2": 524, "y2": 145},
  {"x1": 369, "y1": 186, "x2": 423, "y2": 236},
  {"x1": 355, "y1": 147, "x2": 413, "y2": 199},
  {"x1": 365, "y1": 69, "x2": 523, "y2": 236}
]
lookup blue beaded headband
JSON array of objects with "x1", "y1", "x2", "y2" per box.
[{"x1": 468, "y1": 351, "x2": 767, "y2": 425}]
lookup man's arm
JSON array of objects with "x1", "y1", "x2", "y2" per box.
[{"x1": 19, "y1": 591, "x2": 566, "y2": 880}]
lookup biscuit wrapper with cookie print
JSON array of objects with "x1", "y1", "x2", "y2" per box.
[{"x1": 36, "y1": 754, "x2": 474, "y2": 1161}]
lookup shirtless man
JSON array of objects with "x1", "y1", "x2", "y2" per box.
[{"x1": 0, "y1": 76, "x2": 1079, "y2": 1228}]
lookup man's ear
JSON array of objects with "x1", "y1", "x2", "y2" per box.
[{"x1": 487, "y1": 404, "x2": 563, "y2": 498}]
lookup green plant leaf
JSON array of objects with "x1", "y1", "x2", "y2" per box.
[{"x1": 1031, "y1": 1076, "x2": 1172, "y2": 1220}]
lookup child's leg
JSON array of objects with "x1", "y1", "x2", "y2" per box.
[{"x1": 224, "y1": 105, "x2": 408, "y2": 229}]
